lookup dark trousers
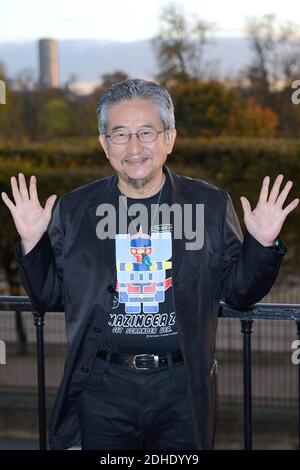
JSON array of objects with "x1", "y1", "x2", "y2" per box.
[{"x1": 76, "y1": 352, "x2": 198, "y2": 450}]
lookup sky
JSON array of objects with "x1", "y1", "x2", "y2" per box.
[{"x1": 1, "y1": 0, "x2": 300, "y2": 43}]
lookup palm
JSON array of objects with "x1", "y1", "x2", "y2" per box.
[
  {"x1": 240, "y1": 174, "x2": 299, "y2": 246},
  {"x1": 1, "y1": 173, "x2": 57, "y2": 242},
  {"x1": 244, "y1": 204, "x2": 285, "y2": 244},
  {"x1": 12, "y1": 198, "x2": 48, "y2": 240}
]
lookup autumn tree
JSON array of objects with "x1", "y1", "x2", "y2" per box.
[
  {"x1": 169, "y1": 80, "x2": 278, "y2": 137},
  {"x1": 152, "y1": 4, "x2": 214, "y2": 86},
  {"x1": 244, "y1": 14, "x2": 300, "y2": 105}
]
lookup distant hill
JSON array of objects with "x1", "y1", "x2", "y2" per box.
[{"x1": 0, "y1": 37, "x2": 253, "y2": 87}]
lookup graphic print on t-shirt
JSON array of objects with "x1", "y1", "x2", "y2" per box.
[
  {"x1": 99, "y1": 178, "x2": 181, "y2": 354},
  {"x1": 115, "y1": 225, "x2": 172, "y2": 314}
]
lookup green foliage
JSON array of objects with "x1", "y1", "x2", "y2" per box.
[
  {"x1": 0, "y1": 138, "x2": 106, "y2": 167},
  {"x1": 169, "y1": 81, "x2": 278, "y2": 137},
  {"x1": 37, "y1": 98, "x2": 72, "y2": 138},
  {"x1": 1, "y1": 77, "x2": 299, "y2": 141},
  {"x1": 0, "y1": 85, "x2": 104, "y2": 142}
]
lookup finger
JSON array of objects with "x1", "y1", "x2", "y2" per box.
[
  {"x1": 282, "y1": 198, "x2": 299, "y2": 217},
  {"x1": 268, "y1": 174, "x2": 284, "y2": 203},
  {"x1": 44, "y1": 195, "x2": 57, "y2": 216},
  {"x1": 1, "y1": 191, "x2": 16, "y2": 213},
  {"x1": 257, "y1": 176, "x2": 270, "y2": 205},
  {"x1": 29, "y1": 175, "x2": 40, "y2": 202},
  {"x1": 240, "y1": 196, "x2": 252, "y2": 217},
  {"x1": 10, "y1": 176, "x2": 22, "y2": 204},
  {"x1": 276, "y1": 180, "x2": 293, "y2": 208},
  {"x1": 18, "y1": 173, "x2": 29, "y2": 201}
]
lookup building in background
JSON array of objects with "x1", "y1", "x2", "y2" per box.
[{"x1": 38, "y1": 38, "x2": 59, "y2": 89}]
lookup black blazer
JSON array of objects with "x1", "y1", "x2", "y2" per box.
[{"x1": 16, "y1": 164, "x2": 286, "y2": 449}]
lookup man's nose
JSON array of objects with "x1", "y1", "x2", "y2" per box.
[{"x1": 126, "y1": 134, "x2": 144, "y2": 152}]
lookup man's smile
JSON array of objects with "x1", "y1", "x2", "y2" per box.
[{"x1": 124, "y1": 157, "x2": 149, "y2": 166}]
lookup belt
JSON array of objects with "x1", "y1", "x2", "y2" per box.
[{"x1": 96, "y1": 350, "x2": 184, "y2": 370}]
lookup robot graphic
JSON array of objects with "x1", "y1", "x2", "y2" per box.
[{"x1": 115, "y1": 226, "x2": 172, "y2": 314}]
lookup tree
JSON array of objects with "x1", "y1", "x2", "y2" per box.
[
  {"x1": 227, "y1": 97, "x2": 278, "y2": 137},
  {"x1": 152, "y1": 3, "x2": 214, "y2": 86},
  {"x1": 168, "y1": 80, "x2": 278, "y2": 137},
  {"x1": 101, "y1": 70, "x2": 129, "y2": 89},
  {"x1": 37, "y1": 98, "x2": 72, "y2": 139},
  {"x1": 244, "y1": 14, "x2": 300, "y2": 106}
]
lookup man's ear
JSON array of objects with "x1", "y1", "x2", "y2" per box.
[
  {"x1": 166, "y1": 128, "x2": 177, "y2": 155},
  {"x1": 98, "y1": 135, "x2": 110, "y2": 159}
]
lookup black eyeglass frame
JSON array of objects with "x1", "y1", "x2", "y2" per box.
[{"x1": 104, "y1": 128, "x2": 170, "y2": 145}]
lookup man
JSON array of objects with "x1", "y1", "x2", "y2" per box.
[{"x1": 1, "y1": 79, "x2": 299, "y2": 450}]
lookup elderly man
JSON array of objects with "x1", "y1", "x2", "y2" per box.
[{"x1": 1, "y1": 79, "x2": 298, "y2": 450}]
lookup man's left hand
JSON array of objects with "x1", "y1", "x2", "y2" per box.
[{"x1": 240, "y1": 174, "x2": 299, "y2": 247}]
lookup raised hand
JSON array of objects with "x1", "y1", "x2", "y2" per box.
[
  {"x1": 1, "y1": 173, "x2": 57, "y2": 253},
  {"x1": 240, "y1": 174, "x2": 299, "y2": 246}
]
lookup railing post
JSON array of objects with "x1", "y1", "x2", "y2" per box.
[
  {"x1": 241, "y1": 319, "x2": 253, "y2": 450},
  {"x1": 296, "y1": 321, "x2": 300, "y2": 451},
  {"x1": 33, "y1": 310, "x2": 47, "y2": 450}
]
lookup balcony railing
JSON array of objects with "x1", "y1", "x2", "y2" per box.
[{"x1": 0, "y1": 295, "x2": 300, "y2": 451}]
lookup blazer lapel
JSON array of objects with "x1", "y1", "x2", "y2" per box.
[
  {"x1": 86, "y1": 173, "x2": 118, "y2": 282},
  {"x1": 163, "y1": 165, "x2": 187, "y2": 281}
]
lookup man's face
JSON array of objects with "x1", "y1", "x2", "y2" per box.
[{"x1": 99, "y1": 99, "x2": 176, "y2": 187}]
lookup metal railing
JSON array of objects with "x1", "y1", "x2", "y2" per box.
[{"x1": 1, "y1": 296, "x2": 300, "y2": 451}]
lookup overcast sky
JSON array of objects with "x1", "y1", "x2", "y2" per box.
[{"x1": 1, "y1": 0, "x2": 299, "y2": 42}]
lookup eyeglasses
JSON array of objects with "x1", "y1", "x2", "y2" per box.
[{"x1": 105, "y1": 128, "x2": 169, "y2": 145}]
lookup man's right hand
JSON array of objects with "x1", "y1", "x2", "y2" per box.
[{"x1": 1, "y1": 173, "x2": 57, "y2": 255}]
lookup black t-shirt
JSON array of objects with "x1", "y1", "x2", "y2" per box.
[{"x1": 100, "y1": 173, "x2": 181, "y2": 354}]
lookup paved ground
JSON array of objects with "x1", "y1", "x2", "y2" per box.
[{"x1": 0, "y1": 403, "x2": 297, "y2": 450}]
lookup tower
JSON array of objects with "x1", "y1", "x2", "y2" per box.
[{"x1": 38, "y1": 38, "x2": 60, "y2": 89}]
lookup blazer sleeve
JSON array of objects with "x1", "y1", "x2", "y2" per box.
[
  {"x1": 220, "y1": 191, "x2": 287, "y2": 307},
  {"x1": 15, "y1": 197, "x2": 65, "y2": 312}
]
